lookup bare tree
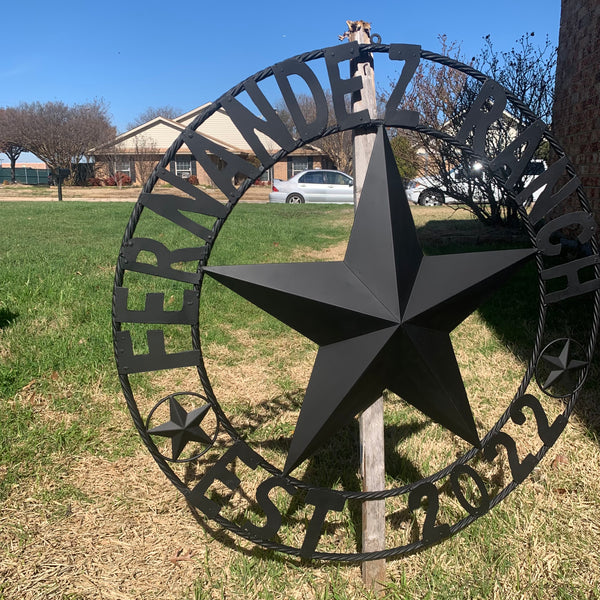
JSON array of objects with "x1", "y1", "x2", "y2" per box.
[
  {"x1": 17, "y1": 100, "x2": 115, "y2": 200},
  {"x1": 0, "y1": 107, "x2": 28, "y2": 183},
  {"x1": 478, "y1": 33, "x2": 556, "y2": 124},
  {"x1": 381, "y1": 34, "x2": 556, "y2": 227},
  {"x1": 318, "y1": 128, "x2": 353, "y2": 175},
  {"x1": 127, "y1": 105, "x2": 181, "y2": 130},
  {"x1": 132, "y1": 134, "x2": 159, "y2": 184}
]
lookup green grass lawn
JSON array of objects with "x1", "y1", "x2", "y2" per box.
[{"x1": 0, "y1": 201, "x2": 599, "y2": 600}]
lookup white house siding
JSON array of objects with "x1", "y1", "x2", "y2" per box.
[
  {"x1": 92, "y1": 105, "x2": 329, "y2": 187},
  {"x1": 115, "y1": 121, "x2": 183, "y2": 151},
  {"x1": 178, "y1": 107, "x2": 281, "y2": 155}
]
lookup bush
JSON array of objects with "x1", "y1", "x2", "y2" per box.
[
  {"x1": 87, "y1": 177, "x2": 103, "y2": 187},
  {"x1": 104, "y1": 172, "x2": 132, "y2": 187},
  {"x1": 187, "y1": 174, "x2": 199, "y2": 185}
]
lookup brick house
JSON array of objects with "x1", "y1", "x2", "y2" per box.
[
  {"x1": 90, "y1": 105, "x2": 332, "y2": 186},
  {"x1": 553, "y1": 0, "x2": 600, "y2": 212}
]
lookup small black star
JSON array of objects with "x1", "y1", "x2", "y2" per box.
[
  {"x1": 148, "y1": 397, "x2": 212, "y2": 460},
  {"x1": 540, "y1": 339, "x2": 588, "y2": 389},
  {"x1": 204, "y1": 127, "x2": 536, "y2": 474}
]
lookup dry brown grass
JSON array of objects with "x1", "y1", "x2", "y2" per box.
[
  {"x1": 3, "y1": 347, "x2": 599, "y2": 599},
  {"x1": 0, "y1": 183, "x2": 270, "y2": 203},
  {"x1": 1, "y1": 206, "x2": 600, "y2": 599}
]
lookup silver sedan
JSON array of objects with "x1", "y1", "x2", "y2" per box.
[{"x1": 269, "y1": 170, "x2": 354, "y2": 204}]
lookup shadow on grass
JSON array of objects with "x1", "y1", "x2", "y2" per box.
[
  {"x1": 181, "y1": 215, "x2": 600, "y2": 561},
  {"x1": 418, "y1": 217, "x2": 600, "y2": 441},
  {"x1": 182, "y1": 388, "x2": 428, "y2": 557},
  {"x1": 0, "y1": 307, "x2": 18, "y2": 329}
]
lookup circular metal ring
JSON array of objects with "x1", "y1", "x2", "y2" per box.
[{"x1": 112, "y1": 43, "x2": 600, "y2": 561}]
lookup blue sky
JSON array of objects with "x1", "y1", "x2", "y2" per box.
[{"x1": 2, "y1": 0, "x2": 560, "y2": 162}]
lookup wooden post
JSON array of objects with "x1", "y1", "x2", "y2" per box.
[{"x1": 346, "y1": 20, "x2": 386, "y2": 594}]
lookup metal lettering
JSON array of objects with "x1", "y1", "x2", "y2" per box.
[
  {"x1": 542, "y1": 255, "x2": 600, "y2": 303},
  {"x1": 490, "y1": 120, "x2": 546, "y2": 190},
  {"x1": 273, "y1": 58, "x2": 328, "y2": 140},
  {"x1": 243, "y1": 476, "x2": 297, "y2": 540},
  {"x1": 140, "y1": 194, "x2": 215, "y2": 242},
  {"x1": 483, "y1": 431, "x2": 537, "y2": 484},
  {"x1": 325, "y1": 42, "x2": 370, "y2": 130},
  {"x1": 156, "y1": 167, "x2": 229, "y2": 218},
  {"x1": 456, "y1": 79, "x2": 507, "y2": 156},
  {"x1": 536, "y1": 211, "x2": 597, "y2": 257},
  {"x1": 300, "y1": 489, "x2": 346, "y2": 558},
  {"x1": 525, "y1": 157, "x2": 581, "y2": 224},
  {"x1": 449, "y1": 464, "x2": 490, "y2": 517},
  {"x1": 114, "y1": 287, "x2": 199, "y2": 325},
  {"x1": 184, "y1": 129, "x2": 261, "y2": 199},
  {"x1": 115, "y1": 329, "x2": 200, "y2": 374},
  {"x1": 510, "y1": 394, "x2": 567, "y2": 447},
  {"x1": 187, "y1": 442, "x2": 262, "y2": 518},
  {"x1": 120, "y1": 238, "x2": 206, "y2": 284},
  {"x1": 408, "y1": 482, "x2": 450, "y2": 543},
  {"x1": 222, "y1": 79, "x2": 296, "y2": 166},
  {"x1": 384, "y1": 44, "x2": 420, "y2": 128}
]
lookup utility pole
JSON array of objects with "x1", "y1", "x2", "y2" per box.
[{"x1": 344, "y1": 19, "x2": 386, "y2": 594}]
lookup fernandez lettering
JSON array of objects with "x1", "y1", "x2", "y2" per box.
[
  {"x1": 384, "y1": 44, "x2": 421, "y2": 128},
  {"x1": 325, "y1": 42, "x2": 369, "y2": 130},
  {"x1": 184, "y1": 129, "x2": 261, "y2": 200},
  {"x1": 140, "y1": 194, "x2": 216, "y2": 242},
  {"x1": 156, "y1": 167, "x2": 229, "y2": 218},
  {"x1": 121, "y1": 238, "x2": 206, "y2": 284},
  {"x1": 273, "y1": 58, "x2": 328, "y2": 140},
  {"x1": 115, "y1": 329, "x2": 200, "y2": 374},
  {"x1": 114, "y1": 287, "x2": 199, "y2": 325},
  {"x1": 222, "y1": 78, "x2": 296, "y2": 166}
]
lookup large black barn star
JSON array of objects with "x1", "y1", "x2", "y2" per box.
[{"x1": 204, "y1": 127, "x2": 535, "y2": 475}]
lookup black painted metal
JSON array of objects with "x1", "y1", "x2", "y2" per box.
[
  {"x1": 147, "y1": 392, "x2": 214, "y2": 461},
  {"x1": 205, "y1": 128, "x2": 535, "y2": 474},
  {"x1": 111, "y1": 42, "x2": 600, "y2": 562},
  {"x1": 536, "y1": 338, "x2": 589, "y2": 397}
]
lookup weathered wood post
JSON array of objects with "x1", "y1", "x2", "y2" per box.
[{"x1": 345, "y1": 19, "x2": 386, "y2": 593}]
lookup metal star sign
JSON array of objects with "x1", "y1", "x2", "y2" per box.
[
  {"x1": 204, "y1": 127, "x2": 536, "y2": 474},
  {"x1": 113, "y1": 42, "x2": 600, "y2": 562},
  {"x1": 540, "y1": 339, "x2": 588, "y2": 389},
  {"x1": 148, "y1": 396, "x2": 212, "y2": 460}
]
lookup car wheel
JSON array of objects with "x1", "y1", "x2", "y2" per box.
[
  {"x1": 286, "y1": 193, "x2": 305, "y2": 204},
  {"x1": 418, "y1": 189, "x2": 444, "y2": 206}
]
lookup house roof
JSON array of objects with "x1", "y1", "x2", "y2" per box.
[{"x1": 91, "y1": 104, "x2": 325, "y2": 158}]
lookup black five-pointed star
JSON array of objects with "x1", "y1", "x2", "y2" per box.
[
  {"x1": 204, "y1": 127, "x2": 536, "y2": 475},
  {"x1": 540, "y1": 339, "x2": 588, "y2": 389},
  {"x1": 148, "y1": 397, "x2": 212, "y2": 460}
]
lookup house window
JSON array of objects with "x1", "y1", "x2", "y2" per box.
[
  {"x1": 291, "y1": 157, "x2": 309, "y2": 176},
  {"x1": 175, "y1": 158, "x2": 192, "y2": 178},
  {"x1": 114, "y1": 159, "x2": 130, "y2": 177}
]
